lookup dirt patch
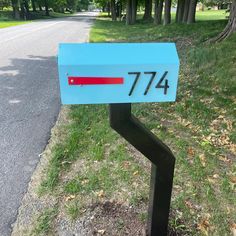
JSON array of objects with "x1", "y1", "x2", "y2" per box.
[{"x1": 87, "y1": 201, "x2": 146, "y2": 236}]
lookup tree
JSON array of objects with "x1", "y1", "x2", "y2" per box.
[
  {"x1": 182, "y1": 0, "x2": 190, "y2": 22},
  {"x1": 12, "y1": 0, "x2": 20, "y2": 19},
  {"x1": 187, "y1": 0, "x2": 197, "y2": 23},
  {"x1": 66, "y1": 0, "x2": 77, "y2": 11},
  {"x1": 126, "y1": 0, "x2": 137, "y2": 24},
  {"x1": 0, "y1": 0, "x2": 11, "y2": 9},
  {"x1": 213, "y1": 0, "x2": 236, "y2": 41},
  {"x1": 44, "y1": 0, "x2": 49, "y2": 15},
  {"x1": 143, "y1": 0, "x2": 152, "y2": 21},
  {"x1": 154, "y1": 0, "x2": 164, "y2": 24},
  {"x1": 111, "y1": 0, "x2": 117, "y2": 21},
  {"x1": 176, "y1": 0, "x2": 185, "y2": 23},
  {"x1": 164, "y1": 0, "x2": 171, "y2": 25},
  {"x1": 31, "y1": 0, "x2": 36, "y2": 11}
]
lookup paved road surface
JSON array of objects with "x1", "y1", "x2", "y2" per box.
[{"x1": 0, "y1": 12, "x2": 96, "y2": 236}]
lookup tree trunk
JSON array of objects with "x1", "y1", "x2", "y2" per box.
[
  {"x1": 143, "y1": 0, "x2": 152, "y2": 21},
  {"x1": 44, "y1": 0, "x2": 49, "y2": 16},
  {"x1": 117, "y1": 0, "x2": 122, "y2": 20},
  {"x1": 39, "y1": 4, "x2": 43, "y2": 11},
  {"x1": 187, "y1": 0, "x2": 197, "y2": 24},
  {"x1": 176, "y1": 0, "x2": 185, "y2": 23},
  {"x1": 31, "y1": 0, "x2": 36, "y2": 12},
  {"x1": 20, "y1": 2, "x2": 26, "y2": 20},
  {"x1": 154, "y1": 0, "x2": 163, "y2": 24},
  {"x1": 175, "y1": 0, "x2": 180, "y2": 22},
  {"x1": 182, "y1": 0, "x2": 190, "y2": 23},
  {"x1": 126, "y1": 0, "x2": 137, "y2": 24},
  {"x1": 12, "y1": 0, "x2": 20, "y2": 20},
  {"x1": 107, "y1": 1, "x2": 111, "y2": 16},
  {"x1": 213, "y1": 0, "x2": 236, "y2": 42},
  {"x1": 126, "y1": 0, "x2": 132, "y2": 24},
  {"x1": 24, "y1": 0, "x2": 30, "y2": 19},
  {"x1": 154, "y1": 0, "x2": 159, "y2": 24},
  {"x1": 164, "y1": 0, "x2": 171, "y2": 25},
  {"x1": 111, "y1": 0, "x2": 117, "y2": 21},
  {"x1": 131, "y1": 0, "x2": 137, "y2": 24}
]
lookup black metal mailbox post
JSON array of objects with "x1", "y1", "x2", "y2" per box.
[{"x1": 109, "y1": 103, "x2": 175, "y2": 236}]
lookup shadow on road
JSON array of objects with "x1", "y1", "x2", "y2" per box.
[{"x1": 0, "y1": 54, "x2": 60, "y2": 236}]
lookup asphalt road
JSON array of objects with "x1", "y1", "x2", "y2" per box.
[{"x1": 0, "y1": 12, "x2": 96, "y2": 236}]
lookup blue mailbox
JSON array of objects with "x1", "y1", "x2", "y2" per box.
[
  {"x1": 58, "y1": 43, "x2": 179, "y2": 105},
  {"x1": 57, "y1": 42, "x2": 180, "y2": 235}
]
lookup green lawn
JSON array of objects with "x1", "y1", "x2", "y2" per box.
[
  {"x1": 34, "y1": 10, "x2": 236, "y2": 236},
  {"x1": 196, "y1": 9, "x2": 228, "y2": 21},
  {"x1": 0, "y1": 10, "x2": 73, "y2": 29},
  {"x1": 0, "y1": 21, "x2": 29, "y2": 29}
]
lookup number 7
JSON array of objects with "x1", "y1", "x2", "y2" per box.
[{"x1": 128, "y1": 72, "x2": 141, "y2": 96}]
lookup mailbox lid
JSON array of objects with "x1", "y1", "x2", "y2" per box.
[{"x1": 58, "y1": 43, "x2": 179, "y2": 66}]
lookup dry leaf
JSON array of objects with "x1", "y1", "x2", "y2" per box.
[
  {"x1": 82, "y1": 179, "x2": 89, "y2": 185},
  {"x1": 187, "y1": 147, "x2": 195, "y2": 157},
  {"x1": 185, "y1": 200, "x2": 194, "y2": 209},
  {"x1": 219, "y1": 155, "x2": 231, "y2": 163},
  {"x1": 199, "y1": 154, "x2": 206, "y2": 167},
  {"x1": 97, "y1": 229, "x2": 106, "y2": 235},
  {"x1": 213, "y1": 174, "x2": 219, "y2": 179},
  {"x1": 229, "y1": 176, "x2": 236, "y2": 184},
  {"x1": 96, "y1": 190, "x2": 105, "y2": 198},
  {"x1": 65, "y1": 195, "x2": 75, "y2": 201},
  {"x1": 207, "y1": 177, "x2": 216, "y2": 184},
  {"x1": 122, "y1": 161, "x2": 131, "y2": 169},
  {"x1": 197, "y1": 219, "x2": 210, "y2": 235},
  {"x1": 230, "y1": 223, "x2": 236, "y2": 236}
]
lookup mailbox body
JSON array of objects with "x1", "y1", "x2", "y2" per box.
[{"x1": 58, "y1": 43, "x2": 179, "y2": 105}]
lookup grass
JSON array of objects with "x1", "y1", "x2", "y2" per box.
[
  {"x1": 0, "y1": 11, "x2": 29, "y2": 28},
  {"x1": 0, "y1": 9, "x2": 74, "y2": 29},
  {"x1": 196, "y1": 9, "x2": 228, "y2": 21},
  {"x1": 31, "y1": 207, "x2": 58, "y2": 235},
  {"x1": 38, "y1": 10, "x2": 236, "y2": 235},
  {"x1": 0, "y1": 21, "x2": 28, "y2": 28}
]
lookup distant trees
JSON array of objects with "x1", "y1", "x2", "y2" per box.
[
  {"x1": 213, "y1": 0, "x2": 236, "y2": 41},
  {"x1": 11, "y1": 0, "x2": 20, "y2": 19},
  {"x1": 95, "y1": 0, "x2": 200, "y2": 25},
  {"x1": 201, "y1": 0, "x2": 231, "y2": 9},
  {"x1": 0, "y1": 0, "x2": 11, "y2": 9},
  {"x1": 175, "y1": 0, "x2": 198, "y2": 24},
  {"x1": 164, "y1": 0, "x2": 171, "y2": 25},
  {"x1": 0, "y1": 0, "x2": 89, "y2": 19},
  {"x1": 154, "y1": 0, "x2": 164, "y2": 24}
]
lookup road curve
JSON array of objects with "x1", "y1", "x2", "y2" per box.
[{"x1": 0, "y1": 12, "x2": 97, "y2": 236}]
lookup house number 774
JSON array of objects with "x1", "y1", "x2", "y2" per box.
[{"x1": 128, "y1": 71, "x2": 169, "y2": 96}]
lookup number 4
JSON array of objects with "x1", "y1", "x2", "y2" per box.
[{"x1": 156, "y1": 71, "x2": 169, "y2": 95}]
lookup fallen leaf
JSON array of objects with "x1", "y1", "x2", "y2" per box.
[
  {"x1": 185, "y1": 200, "x2": 194, "y2": 209},
  {"x1": 219, "y1": 155, "x2": 231, "y2": 163},
  {"x1": 197, "y1": 219, "x2": 210, "y2": 235},
  {"x1": 213, "y1": 174, "x2": 219, "y2": 179},
  {"x1": 82, "y1": 179, "x2": 89, "y2": 185},
  {"x1": 122, "y1": 161, "x2": 131, "y2": 169},
  {"x1": 207, "y1": 177, "x2": 216, "y2": 184},
  {"x1": 65, "y1": 195, "x2": 75, "y2": 201},
  {"x1": 229, "y1": 176, "x2": 236, "y2": 184},
  {"x1": 96, "y1": 190, "x2": 105, "y2": 198},
  {"x1": 230, "y1": 223, "x2": 236, "y2": 236},
  {"x1": 187, "y1": 147, "x2": 195, "y2": 157},
  {"x1": 97, "y1": 229, "x2": 106, "y2": 235},
  {"x1": 199, "y1": 154, "x2": 206, "y2": 167}
]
